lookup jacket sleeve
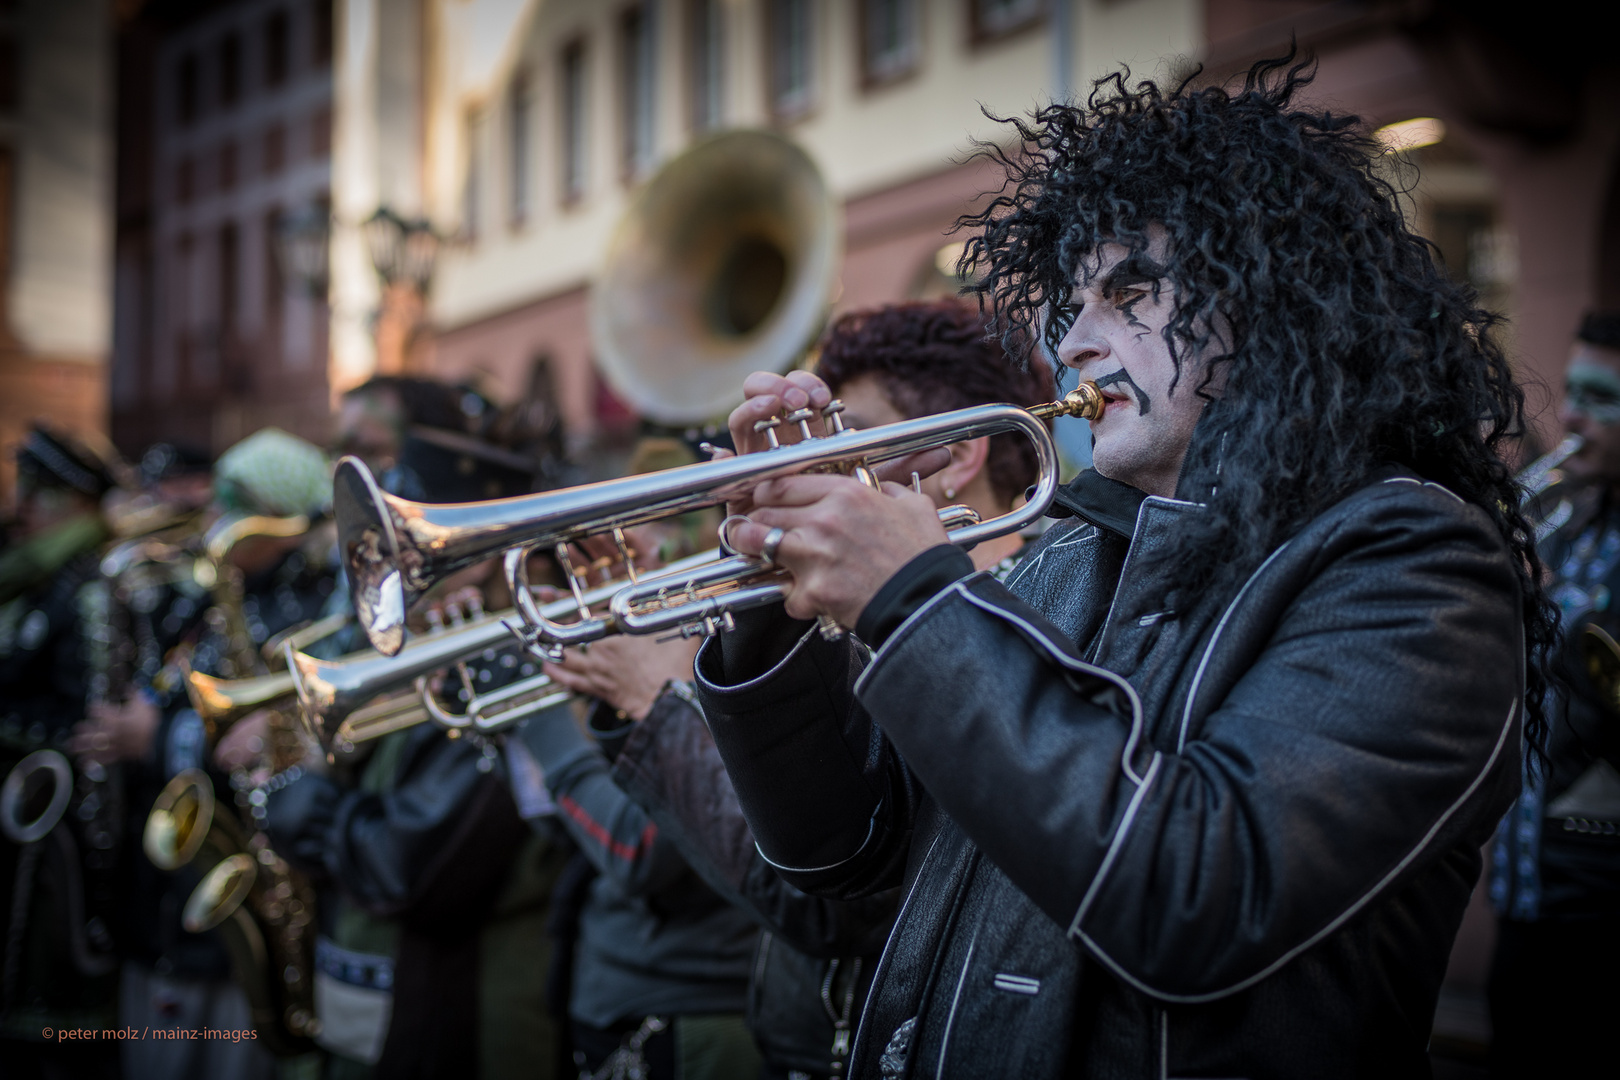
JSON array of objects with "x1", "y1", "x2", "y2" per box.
[
  {"x1": 520, "y1": 705, "x2": 691, "y2": 895},
  {"x1": 855, "y1": 483, "x2": 1524, "y2": 999},
  {"x1": 612, "y1": 684, "x2": 899, "y2": 958},
  {"x1": 267, "y1": 726, "x2": 512, "y2": 914},
  {"x1": 694, "y1": 608, "x2": 921, "y2": 901}
]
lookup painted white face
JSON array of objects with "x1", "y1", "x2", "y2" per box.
[
  {"x1": 1054, "y1": 229, "x2": 1212, "y2": 498},
  {"x1": 1559, "y1": 340, "x2": 1620, "y2": 487}
]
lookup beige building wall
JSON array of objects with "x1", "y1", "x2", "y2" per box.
[{"x1": 342, "y1": 0, "x2": 1199, "y2": 446}]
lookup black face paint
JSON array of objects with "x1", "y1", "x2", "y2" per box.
[
  {"x1": 1115, "y1": 291, "x2": 1149, "y2": 335},
  {"x1": 1094, "y1": 368, "x2": 1152, "y2": 416}
]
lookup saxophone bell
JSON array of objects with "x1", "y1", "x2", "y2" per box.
[
  {"x1": 143, "y1": 768, "x2": 226, "y2": 871},
  {"x1": 0, "y1": 749, "x2": 75, "y2": 844},
  {"x1": 183, "y1": 853, "x2": 259, "y2": 933}
]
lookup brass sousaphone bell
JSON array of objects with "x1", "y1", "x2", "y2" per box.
[{"x1": 590, "y1": 128, "x2": 841, "y2": 426}]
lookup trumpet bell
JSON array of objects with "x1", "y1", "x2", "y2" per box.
[
  {"x1": 0, "y1": 749, "x2": 74, "y2": 844},
  {"x1": 144, "y1": 768, "x2": 216, "y2": 871},
  {"x1": 183, "y1": 852, "x2": 259, "y2": 933},
  {"x1": 591, "y1": 129, "x2": 840, "y2": 425},
  {"x1": 334, "y1": 458, "x2": 412, "y2": 657}
]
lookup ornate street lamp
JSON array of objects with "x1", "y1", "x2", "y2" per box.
[
  {"x1": 274, "y1": 202, "x2": 332, "y2": 297},
  {"x1": 362, "y1": 207, "x2": 440, "y2": 293},
  {"x1": 361, "y1": 206, "x2": 441, "y2": 375}
]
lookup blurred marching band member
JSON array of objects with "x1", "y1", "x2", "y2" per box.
[
  {"x1": 334, "y1": 377, "x2": 460, "y2": 503},
  {"x1": 265, "y1": 391, "x2": 574, "y2": 1080},
  {"x1": 0, "y1": 426, "x2": 125, "y2": 1080},
  {"x1": 78, "y1": 427, "x2": 333, "y2": 1080},
  {"x1": 543, "y1": 300, "x2": 1053, "y2": 1080},
  {"x1": 266, "y1": 672, "x2": 573, "y2": 1080},
  {"x1": 516, "y1": 442, "x2": 762, "y2": 1080},
  {"x1": 1487, "y1": 311, "x2": 1620, "y2": 1075}
]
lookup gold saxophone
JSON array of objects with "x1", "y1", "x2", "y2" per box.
[
  {"x1": 142, "y1": 511, "x2": 325, "y2": 1054},
  {"x1": 0, "y1": 560, "x2": 128, "y2": 985}
]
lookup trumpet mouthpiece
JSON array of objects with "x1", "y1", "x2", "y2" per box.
[{"x1": 1031, "y1": 382, "x2": 1106, "y2": 423}]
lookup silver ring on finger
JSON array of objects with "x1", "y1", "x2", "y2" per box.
[
  {"x1": 760, "y1": 527, "x2": 786, "y2": 567},
  {"x1": 718, "y1": 514, "x2": 752, "y2": 555}
]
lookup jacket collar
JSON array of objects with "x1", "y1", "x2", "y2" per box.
[{"x1": 1045, "y1": 469, "x2": 1151, "y2": 539}]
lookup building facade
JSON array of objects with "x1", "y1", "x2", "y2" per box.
[
  {"x1": 0, "y1": 0, "x2": 116, "y2": 506},
  {"x1": 330, "y1": 0, "x2": 1200, "y2": 461},
  {"x1": 110, "y1": 0, "x2": 334, "y2": 460}
]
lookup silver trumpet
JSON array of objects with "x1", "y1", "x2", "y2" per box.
[
  {"x1": 336, "y1": 385, "x2": 1107, "y2": 655},
  {"x1": 287, "y1": 548, "x2": 722, "y2": 749},
  {"x1": 1519, "y1": 433, "x2": 1584, "y2": 541}
]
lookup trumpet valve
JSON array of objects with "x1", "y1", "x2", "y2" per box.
[
  {"x1": 784, "y1": 408, "x2": 817, "y2": 441},
  {"x1": 822, "y1": 400, "x2": 847, "y2": 433},
  {"x1": 753, "y1": 417, "x2": 783, "y2": 449}
]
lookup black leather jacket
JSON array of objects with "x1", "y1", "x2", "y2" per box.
[
  {"x1": 695, "y1": 468, "x2": 1525, "y2": 1079},
  {"x1": 611, "y1": 684, "x2": 897, "y2": 1075}
]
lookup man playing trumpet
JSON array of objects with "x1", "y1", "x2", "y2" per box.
[{"x1": 697, "y1": 57, "x2": 1551, "y2": 1077}]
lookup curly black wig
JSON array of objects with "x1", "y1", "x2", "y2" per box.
[
  {"x1": 958, "y1": 53, "x2": 1557, "y2": 750},
  {"x1": 813, "y1": 299, "x2": 1054, "y2": 503}
]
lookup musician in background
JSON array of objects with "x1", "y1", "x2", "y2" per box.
[
  {"x1": 1488, "y1": 311, "x2": 1620, "y2": 1076},
  {"x1": 697, "y1": 58, "x2": 1549, "y2": 1076},
  {"x1": 265, "y1": 426, "x2": 571, "y2": 1080},
  {"x1": 76, "y1": 427, "x2": 334, "y2": 1080},
  {"x1": 543, "y1": 299, "x2": 1053, "y2": 1080},
  {"x1": 515, "y1": 441, "x2": 760, "y2": 1080},
  {"x1": 335, "y1": 375, "x2": 473, "y2": 503},
  {"x1": 0, "y1": 425, "x2": 124, "y2": 1080}
]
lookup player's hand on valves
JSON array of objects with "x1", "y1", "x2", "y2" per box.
[
  {"x1": 727, "y1": 474, "x2": 948, "y2": 629},
  {"x1": 726, "y1": 370, "x2": 835, "y2": 455},
  {"x1": 543, "y1": 634, "x2": 701, "y2": 722},
  {"x1": 418, "y1": 585, "x2": 488, "y2": 632},
  {"x1": 722, "y1": 368, "x2": 949, "y2": 506},
  {"x1": 717, "y1": 371, "x2": 836, "y2": 517}
]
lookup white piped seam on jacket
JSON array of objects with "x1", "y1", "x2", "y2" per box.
[
  {"x1": 1072, "y1": 698, "x2": 1519, "y2": 1003},
  {"x1": 853, "y1": 829, "x2": 947, "y2": 1058},
  {"x1": 1005, "y1": 523, "x2": 1098, "y2": 592},
  {"x1": 951, "y1": 583, "x2": 1150, "y2": 785},
  {"x1": 1382, "y1": 475, "x2": 1464, "y2": 503},
  {"x1": 1068, "y1": 752, "x2": 1164, "y2": 938},
  {"x1": 1096, "y1": 495, "x2": 1202, "y2": 653},
  {"x1": 754, "y1": 813, "x2": 877, "y2": 875},
  {"x1": 1177, "y1": 540, "x2": 1295, "y2": 753},
  {"x1": 934, "y1": 925, "x2": 980, "y2": 1080},
  {"x1": 853, "y1": 567, "x2": 988, "y2": 699},
  {"x1": 693, "y1": 623, "x2": 819, "y2": 696}
]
